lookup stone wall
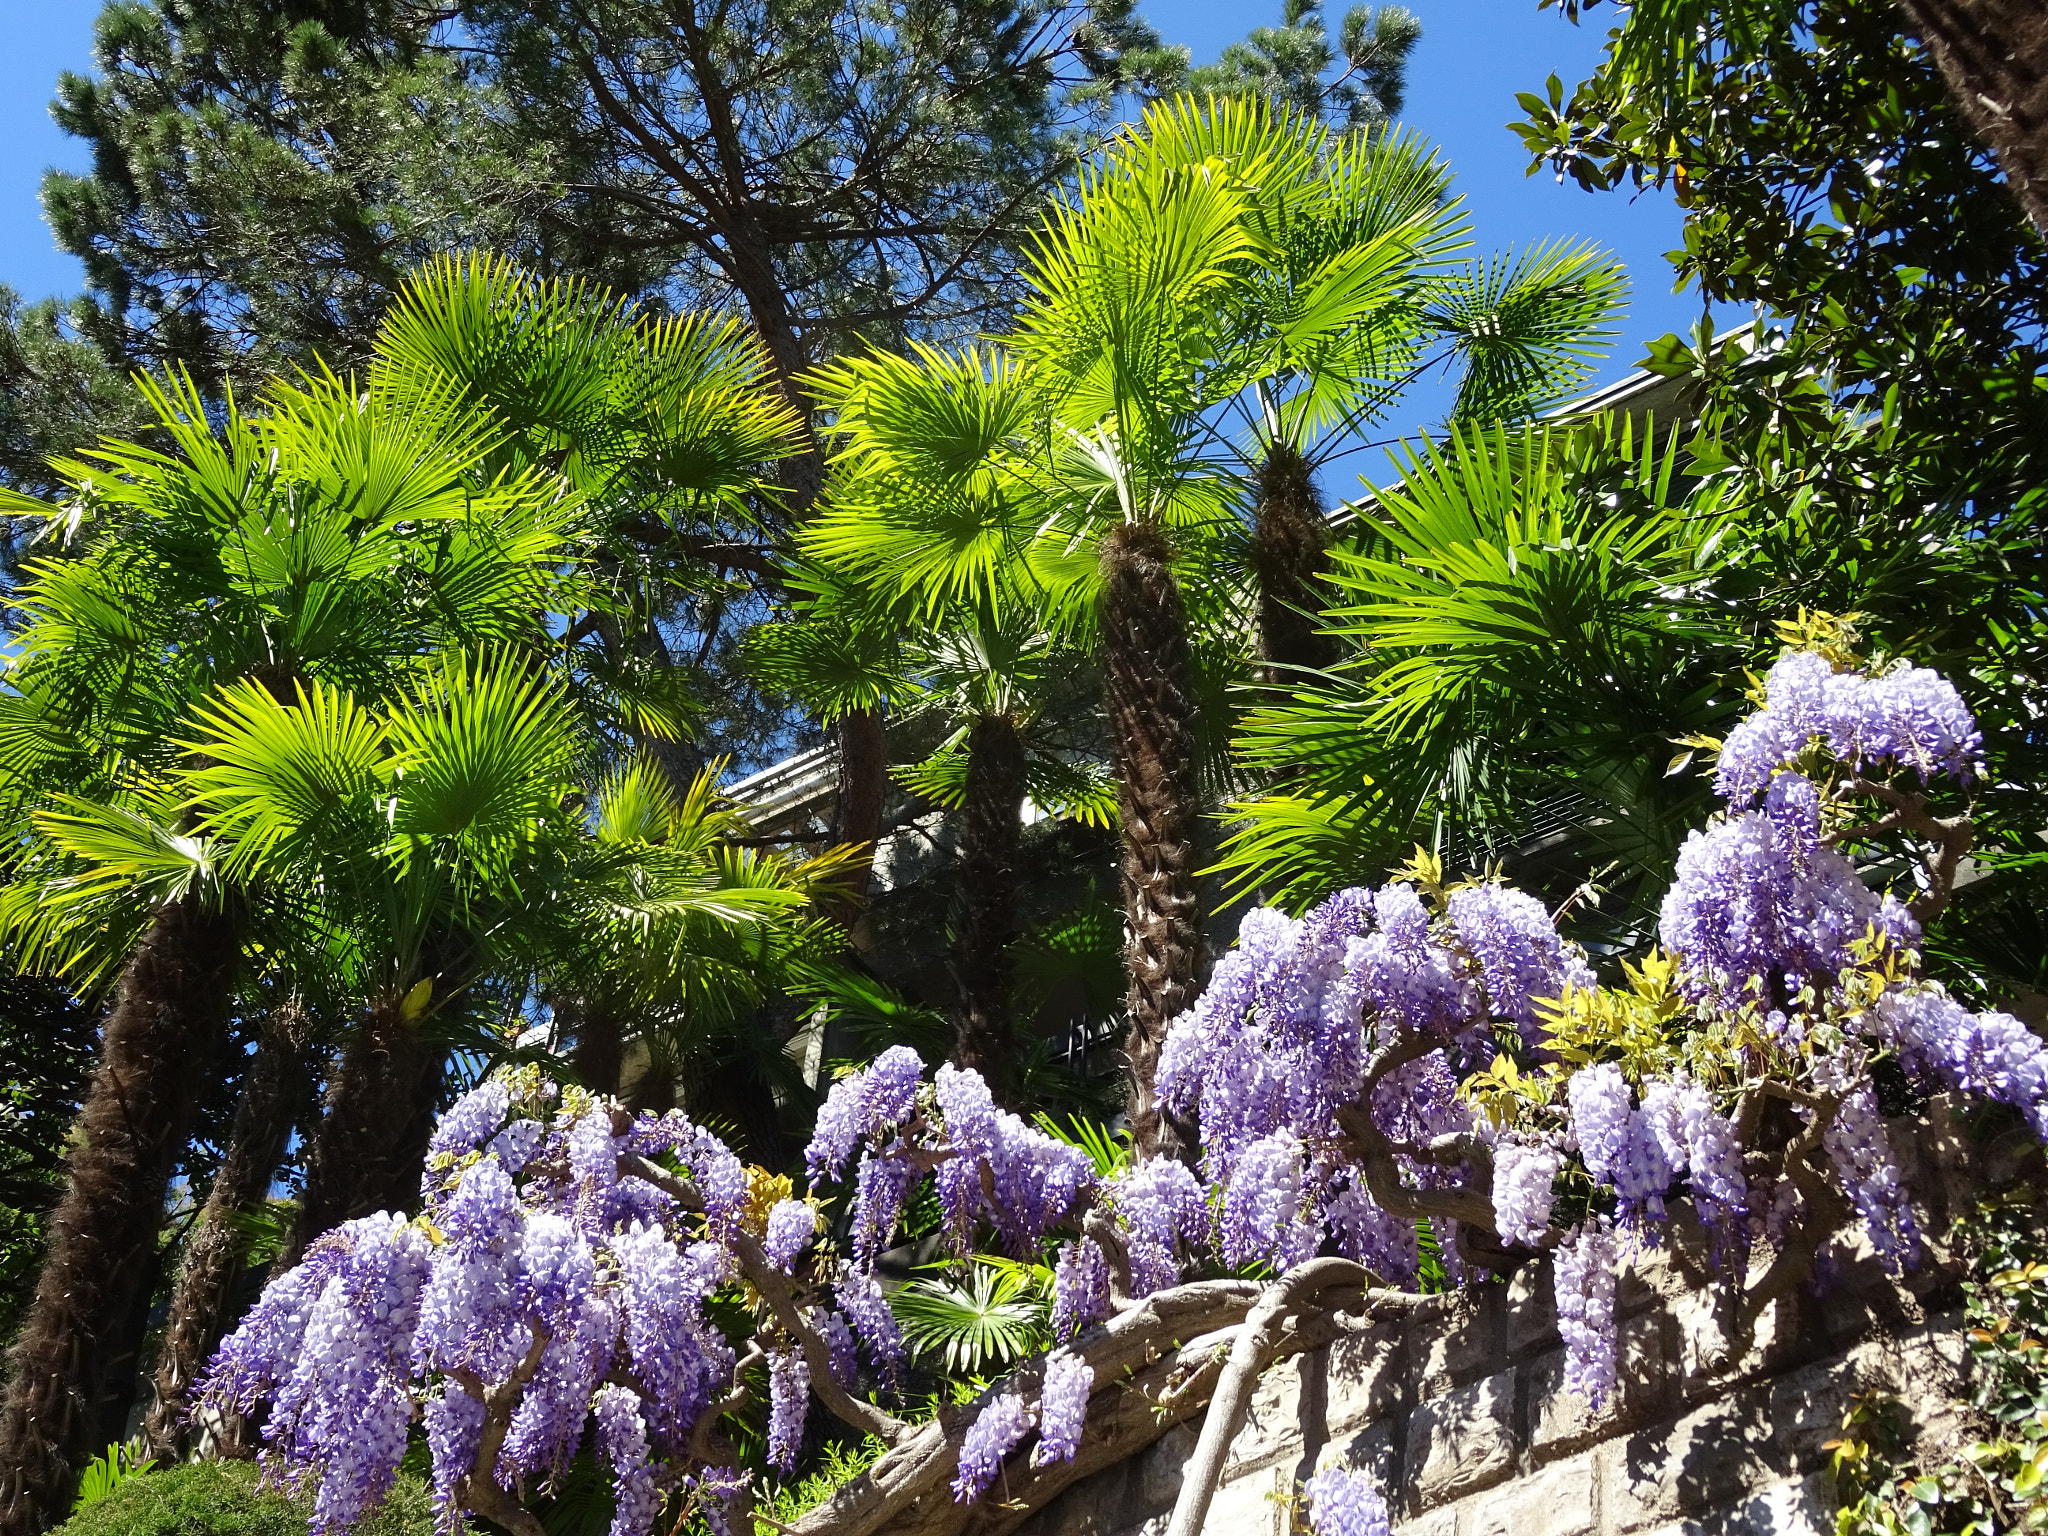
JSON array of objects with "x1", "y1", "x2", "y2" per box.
[{"x1": 1015, "y1": 1106, "x2": 2014, "y2": 1536}]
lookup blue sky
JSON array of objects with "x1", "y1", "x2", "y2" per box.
[{"x1": 0, "y1": 0, "x2": 1721, "y2": 472}]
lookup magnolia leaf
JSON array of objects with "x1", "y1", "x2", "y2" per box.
[{"x1": 400, "y1": 976, "x2": 435, "y2": 1022}]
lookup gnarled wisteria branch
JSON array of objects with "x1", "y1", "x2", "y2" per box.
[
  {"x1": 780, "y1": 1266, "x2": 1426, "y2": 1536},
  {"x1": 196, "y1": 646, "x2": 2044, "y2": 1536},
  {"x1": 688, "y1": 1340, "x2": 764, "y2": 1464},
  {"x1": 1164, "y1": 1259, "x2": 1389, "y2": 1536},
  {"x1": 774, "y1": 1278, "x2": 1262, "y2": 1536},
  {"x1": 451, "y1": 1324, "x2": 553, "y2": 1536},
  {"x1": 1841, "y1": 776, "x2": 1973, "y2": 923},
  {"x1": 1734, "y1": 1088, "x2": 1847, "y2": 1336},
  {"x1": 1335, "y1": 1032, "x2": 1502, "y2": 1238}
]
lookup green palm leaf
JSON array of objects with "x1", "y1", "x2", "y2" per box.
[
  {"x1": 1218, "y1": 415, "x2": 1740, "y2": 908},
  {"x1": 386, "y1": 654, "x2": 582, "y2": 873},
  {"x1": 890, "y1": 1263, "x2": 1050, "y2": 1376},
  {"x1": 180, "y1": 678, "x2": 393, "y2": 879},
  {"x1": 1426, "y1": 239, "x2": 1630, "y2": 423}
]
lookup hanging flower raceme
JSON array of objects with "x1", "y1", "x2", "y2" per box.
[{"x1": 198, "y1": 647, "x2": 2048, "y2": 1536}]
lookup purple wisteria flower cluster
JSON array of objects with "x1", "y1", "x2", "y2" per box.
[
  {"x1": 1151, "y1": 866, "x2": 1595, "y2": 1292},
  {"x1": 203, "y1": 647, "x2": 2048, "y2": 1536},
  {"x1": 1149, "y1": 648, "x2": 2042, "y2": 1429},
  {"x1": 202, "y1": 1074, "x2": 773, "y2": 1536},
  {"x1": 1715, "y1": 650, "x2": 1982, "y2": 809},
  {"x1": 1304, "y1": 1466, "x2": 1393, "y2": 1536}
]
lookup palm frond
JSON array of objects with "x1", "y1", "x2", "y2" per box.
[
  {"x1": 1031, "y1": 1112, "x2": 1132, "y2": 1178},
  {"x1": 180, "y1": 678, "x2": 393, "y2": 879},
  {"x1": 1427, "y1": 240, "x2": 1630, "y2": 423},
  {"x1": 1217, "y1": 415, "x2": 1741, "y2": 907},
  {"x1": 890, "y1": 1263, "x2": 1049, "y2": 1376}
]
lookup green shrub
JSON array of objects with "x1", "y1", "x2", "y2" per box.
[{"x1": 52, "y1": 1460, "x2": 435, "y2": 1536}]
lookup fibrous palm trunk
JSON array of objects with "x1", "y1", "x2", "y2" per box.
[
  {"x1": 140, "y1": 995, "x2": 307, "y2": 1460},
  {"x1": 951, "y1": 712, "x2": 1028, "y2": 1100},
  {"x1": 0, "y1": 897, "x2": 240, "y2": 1534},
  {"x1": 1249, "y1": 440, "x2": 1334, "y2": 687},
  {"x1": 275, "y1": 992, "x2": 441, "y2": 1273},
  {"x1": 1100, "y1": 524, "x2": 1204, "y2": 1162},
  {"x1": 823, "y1": 706, "x2": 887, "y2": 938},
  {"x1": 1896, "y1": 0, "x2": 2048, "y2": 235}
]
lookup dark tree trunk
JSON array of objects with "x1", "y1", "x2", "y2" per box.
[
  {"x1": 687, "y1": 1053, "x2": 785, "y2": 1166},
  {"x1": 141, "y1": 996, "x2": 307, "y2": 1460},
  {"x1": 275, "y1": 994, "x2": 442, "y2": 1274},
  {"x1": 1896, "y1": 0, "x2": 2048, "y2": 235},
  {"x1": 0, "y1": 897, "x2": 240, "y2": 1534},
  {"x1": 1249, "y1": 440, "x2": 1335, "y2": 687},
  {"x1": 722, "y1": 221, "x2": 827, "y2": 513},
  {"x1": 626, "y1": 1048, "x2": 681, "y2": 1117},
  {"x1": 952, "y1": 712, "x2": 1028, "y2": 1100},
  {"x1": 1099, "y1": 524, "x2": 1204, "y2": 1163},
  {"x1": 85, "y1": 1237, "x2": 162, "y2": 1471},
  {"x1": 719, "y1": 228, "x2": 899, "y2": 945},
  {"x1": 572, "y1": 1002, "x2": 626, "y2": 1097},
  {"x1": 822, "y1": 706, "x2": 888, "y2": 938}
]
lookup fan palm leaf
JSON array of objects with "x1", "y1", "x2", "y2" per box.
[
  {"x1": 1218, "y1": 415, "x2": 1744, "y2": 911},
  {"x1": 890, "y1": 1262, "x2": 1050, "y2": 1376}
]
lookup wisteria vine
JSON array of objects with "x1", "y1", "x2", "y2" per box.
[{"x1": 196, "y1": 644, "x2": 2048, "y2": 1536}]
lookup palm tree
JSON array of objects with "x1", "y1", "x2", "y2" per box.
[
  {"x1": 890, "y1": 615, "x2": 1115, "y2": 1096},
  {"x1": 1894, "y1": 0, "x2": 2048, "y2": 236},
  {"x1": 367, "y1": 257, "x2": 883, "y2": 896},
  {"x1": 782, "y1": 350, "x2": 1115, "y2": 1097},
  {"x1": 1107, "y1": 95, "x2": 1627, "y2": 685},
  {"x1": 0, "y1": 367, "x2": 580, "y2": 1526},
  {"x1": 227, "y1": 656, "x2": 589, "y2": 1258},
  {"x1": 787, "y1": 98, "x2": 1628, "y2": 1149},
  {"x1": 802, "y1": 170, "x2": 1255, "y2": 1155},
  {"x1": 1214, "y1": 415, "x2": 1745, "y2": 923},
  {"x1": 141, "y1": 986, "x2": 309, "y2": 1458},
  {"x1": 540, "y1": 753, "x2": 848, "y2": 1146},
  {"x1": 234, "y1": 257, "x2": 808, "y2": 1258}
]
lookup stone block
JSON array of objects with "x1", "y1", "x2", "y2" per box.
[
  {"x1": 1329, "y1": 1321, "x2": 1408, "y2": 1429},
  {"x1": 1129, "y1": 1477, "x2": 1283, "y2": 1536},
  {"x1": 1138, "y1": 1422, "x2": 1199, "y2": 1511},
  {"x1": 1707, "y1": 1472, "x2": 1836, "y2": 1535},
  {"x1": 1225, "y1": 1353, "x2": 1311, "y2": 1477},
  {"x1": 1857, "y1": 1325, "x2": 1965, "y2": 1405},
  {"x1": 1315, "y1": 1418, "x2": 1402, "y2": 1501},
  {"x1": 1507, "y1": 1260, "x2": 1560, "y2": 1358},
  {"x1": 1393, "y1": 1512, "x2": 1458, "y2": 1536},
  {"x1": 1195, "y1": 1466, "x2": 1283, "y2": 1536},
  {"x1": 1768, "y1": 1355, "x2": 1868, "y2": 1474},
  {"x1": 1632, "y1": 1472, "x2": 1835, "y2": 1536},
  {"x1": 1411, "y1": 1291, "x2": 1500, "y2": 1395},
  {"x1": 1528, "y1": 1313, "x2": 1670, "y2": 1461},
  {"x1": 1466, "y1": 1452, "x2": 1597, "y2": 1536},
  {"x1": 1676, "y1": 1288, "x2": 1801, "y2": 1399},
  {"x1": 1618, "y1": 1245, "x2": 1684, "y2": 1315},
  {"x1": 1405, "y1": 1370, "x2": 1516, "y2": 1512},
  {"x1": 1599, "y1": 1390, "x2": 1775, "y2": 1532},
  {"x1": 1012, "y1": 1459, "x2": 1134, "y2": 1536}
]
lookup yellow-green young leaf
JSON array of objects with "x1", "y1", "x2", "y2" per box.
[{"x1": 400, "y1": 976, "x2": 435, "y2": 1021}]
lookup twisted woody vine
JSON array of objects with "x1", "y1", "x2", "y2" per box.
[{"x1": 197, "y1": 634, "x2": 2047, "y2": 1536}]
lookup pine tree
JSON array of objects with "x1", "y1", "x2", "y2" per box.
[
  {"x1": 1188, "y1": 0, "x2": 1421, "y2": 133},
  {"x1": 0, "y1": 290, "x2": 147, "y2": 505},
  {"x1": 42, "y1": 0, "x2": 575, "y2": 387}
]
